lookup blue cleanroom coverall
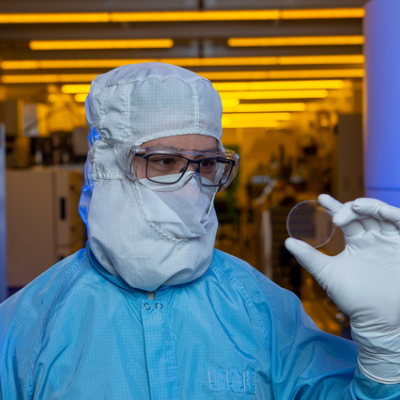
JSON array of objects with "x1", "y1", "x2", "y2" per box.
[{"x1": 1, "y1": 244, "x2": 400, "y2": 399}]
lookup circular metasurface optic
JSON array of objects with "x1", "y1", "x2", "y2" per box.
[{"x1": 286, "y1": 200, "x2": 335, "y2": 248}]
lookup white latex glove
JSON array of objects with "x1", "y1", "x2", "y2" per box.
[{"x1": 285, "y1": 194, "x2": 400, "y2": 384}]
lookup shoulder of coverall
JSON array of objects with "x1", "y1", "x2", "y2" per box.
[
  {"x1": 0, "y1": 249, "x2": 91, "y2": 331},
  {"x1": 0, "y1": 249, "x2": 90, "y2": 390}
]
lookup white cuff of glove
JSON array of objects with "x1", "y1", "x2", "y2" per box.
[{"x1": 358, "y1": 351, "x2": 400, "y2": 384}]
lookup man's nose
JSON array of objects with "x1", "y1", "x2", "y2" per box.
[{"x1": 187, "y1": 163, "x2": 199, "y2": 172}]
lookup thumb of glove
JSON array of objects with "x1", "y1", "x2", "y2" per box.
[{"x1": 285, "y1": 238, "x2": 331, "y2": 290}]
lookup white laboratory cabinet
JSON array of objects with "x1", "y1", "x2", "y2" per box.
[{"x1": 6, "y1": 167, "x2": 85, "y2": 288}]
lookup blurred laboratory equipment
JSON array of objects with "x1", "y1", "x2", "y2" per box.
[
  {"x1": 5, "y1": 167, "x2": 85, "y2": 294},
  {"x1": 0, "y1": 124, "x2": 7, "y2": 303}
]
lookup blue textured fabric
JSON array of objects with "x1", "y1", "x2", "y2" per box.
[{"x1": 1, "y1": 247, "x2": 400, "y2": 399}]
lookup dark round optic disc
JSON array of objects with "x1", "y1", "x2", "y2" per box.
[{"x1": 286, "y1": 200, "x2": 335, "y2": 248}]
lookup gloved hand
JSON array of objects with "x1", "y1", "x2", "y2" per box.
[{"x1": 285, "y1": 194, "x2": 400, "y2": 384}]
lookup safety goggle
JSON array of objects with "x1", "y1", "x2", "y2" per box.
[{"x1": 113, "y1": 144, "x2": 239, "y2": 194}]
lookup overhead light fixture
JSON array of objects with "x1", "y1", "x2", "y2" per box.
[
  {"x1": 278, "y1": 55, "x2": 364, "y2": 65},
  {"x1": 214, "y1": 80, "x2": 345, "y2": 91},
  {"x1": 0, "y1": 70, "x2": 364, "y2": 84},
  {"x1": 280, "y1": 8, "x2": 365, "y2": 19},
  {"x1": 223, "y1": 103, "x2": 307, "y2": 113},
  {"x1": 219, "y1": 89, "x2": 329, "y2": 100},
  {"x1": 0, "y1": 74, "x2": 99, "y2": 83},
  {"x1": 0, "y1": 13, "x2": 110, "y2": 24},
  {"x1": 0, "y1": 9, "x2": 364, "y2": 24},
  {"x1": 228, "y1": 35, "x2": 365, "y2": 47},
  {"x1": 223, "y1": 112, "x2": 292, "y2": 120},
  {"x1": 221, "y1": 99, "x2": 240, "y2": 107},
  {"x1": 200, "y1": 69, "x2": 365, "y2": 80},
  {"x1": 29, "y1": 39, "x2": 174, "y2": 50},
  {"x1": 221, "y1": 117, "x2": 281, "y2": 128},
  {"x1": 74, "y1": 93, "x2": 88, "y2": 102},
  {"x1": 111, "y1": 10, "x2": 282, "y2": 22},
  {"x1": 0, "y1": 55, "x2": 364, "y2": 70},
  {"x1": 61, "y1": 84, "x2": 91, "y2": 93}
]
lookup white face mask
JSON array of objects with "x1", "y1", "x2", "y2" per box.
[
  {"x1": 87, "y1": 173, "x2": 218, "y2": 292},
  {"x1": 139, "y1": 173, "x2": 215, "y2": 239}
]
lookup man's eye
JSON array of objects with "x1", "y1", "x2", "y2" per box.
[
  {"x1": 152, "y1": 157, "x2": 176, "y2": 166},
  {"x1": 200, "y1": 159, "x2": 215, "y2": 169},
  {"x1": 160, "y1": 158, "x2": 175, "y2": 166}
]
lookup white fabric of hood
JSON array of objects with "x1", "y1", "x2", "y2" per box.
[{"x1": 80, "y1": 62, "x2": 223, "y2": 291}]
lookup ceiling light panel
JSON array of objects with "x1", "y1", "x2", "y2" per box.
[
  {"x1": 199, "y1": 70, "x2": 365, "y2": 80},
  {"x1": 223, "y1": 112, "x2": 292, "y2": 121},
  {"x1": 222, "y1": 103, "x2": 307, "y2": 112},
  {"x1": 213, "y1": 80, "x2": 345, "y2": 91},
  {"x1": 219, "y1": 90, "x2": 329, "y2": 100},
  {"x1": 61, "y1": 84, "x2": 91, "y2": 93},
  {"x1": 228, "y1": 36, "x2": 365, "y2": 47},
  {"x1": 74, "y1": 93, "x2": 88, "y2": 102},
  {"x1": 281, "y1": 8, "x2": 365, "y2": 19},
  {"x1": 0, "y1": 9, "x2": 364, "y2": 24},
  {"x1": 0, "y1": 74, "x2": 99, "y2": 83},
  {"x1": 0, "y1": 56, "x2": 364, "y2": 70},
  {"x1": 221, "y1": 117, "x2": 281, "y2": 128},
  {"x1": 29, "y1": 39, "x2": 174, "y2": 50}
]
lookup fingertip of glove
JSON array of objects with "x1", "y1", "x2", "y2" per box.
[
  {"x1": 318, "y1": 193, "x2": 331, "y2": 201},
  {"x1": 352, "y1": 198, "x2": 369, "y2": 211},
  {"x1": 285, "y1": 237, "x2": 313, "y2": 250},
  {"x1": 318, "y1": 193, "x2": 331, "y2": 207}
]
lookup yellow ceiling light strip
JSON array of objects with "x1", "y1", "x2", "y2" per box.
[
  {"x1": 219, "y1": 89, "x2": 329, "y2": 100},
  {"x1": 281, "y1": 8, "x2": 365, "y2": 19},
  {"x1": 0, "y1": 74, "x2": 99, "y2": 83},
  {"x1": 213, "y1": 79, "x2": 344, "y2": 91},
  {"x1": 61, "y1": 84, "x2": 91, "y2": 93},
  {"x1": 222, "y1": 117, "x2": 281, "y2": 128},
  {"x1": 111, "y1": 10, "x2": 281, "y2": 22},
  {"x1": 0, "y1": 70, "x2": 364, "y2": 84},
  {"x1": 0, "y1": 13, "x2": 110, "y2": 23},
  {"x1": 0, "y1": 55, "x2": 364, "y2": 70},
  {"x1": 200, "y1": 69, "x2": 365, "y2": 80},
  {"x1": 223, "y1": 103, "x2": 307, "y2": 113},
  {"x1": 29, "y1": 39, "x2": 174, "y2": 50},
  {"x1": 0, "y1": 9, "x2": 364, "y2": 24},
  {"x1": 0, "y1": 59, "x2": 148, "y2": 69},
  {"x1": 279, "y1": 55, "x2": 364, "y2": 65},
  {"x1": 221, "y1": 99, "x2": 240, "y2": 107},
  {"x1": 228, "y1": 35, "x2": 364, "y2": 47},
  {"x1": 74, "y1": 93, "x2": 88, "y2": 102},
  {"x1": 223, "y1": 112, "x2": 292, "y2": 121}
]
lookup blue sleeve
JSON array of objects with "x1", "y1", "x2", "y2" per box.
[
  {"x1": 251, "y1": 266, "x2": 400, "y2": 399},
  {"x1": 0, "y1": 250, "x2": 86, "y2": 400}
]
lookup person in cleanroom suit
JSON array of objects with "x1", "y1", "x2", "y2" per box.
[{"x1": 1, "y1": 63, "x2": 400, "y2": 399}]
